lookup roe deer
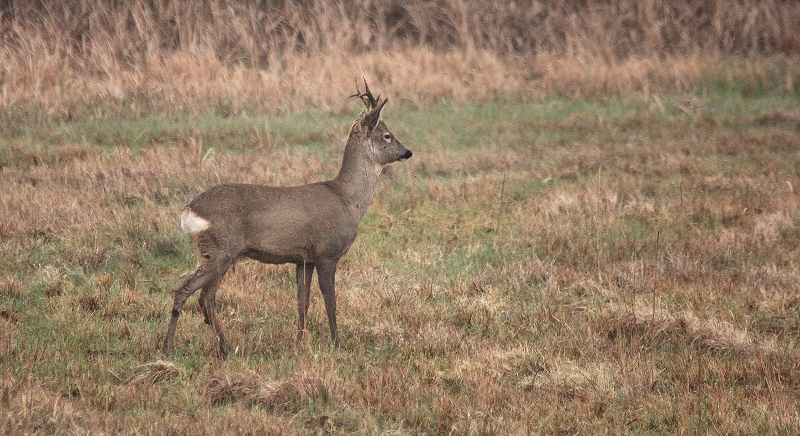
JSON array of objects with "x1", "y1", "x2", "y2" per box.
[{"x1": 161, "y1": 81, "x2": 411, "y2": 358}]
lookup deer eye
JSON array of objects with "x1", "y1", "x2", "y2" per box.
[{"x1": 383, "y1": 133, "x2": 392, "y2": 141}]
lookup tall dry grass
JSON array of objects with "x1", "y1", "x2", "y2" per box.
[
  {"x1": 1, "y1": 0, "x2": 799, "y2": 118},
  {"x1": 5, "y1": 0, "x2": 799, "y2": 58}
]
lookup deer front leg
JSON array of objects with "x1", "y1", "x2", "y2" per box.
[
  {"x1": 316, "y1": 260, "x2": 339, "y2": 348},
  {"x1": 296, "y1": 262, "x2": 314, "y2": 344}
]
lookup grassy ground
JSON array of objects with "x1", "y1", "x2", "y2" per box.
[{"x1": 2, "y1": 74, "x2": 800, "y2": 433}]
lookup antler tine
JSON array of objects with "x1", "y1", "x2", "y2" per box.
[
  {"x1": 362, "y1": 78, "x2": 377, "y2": 106},
  {"x1": 349, "y1": 77, "x2": 361, "y2": 99},
  {"x1": 365, "y1": 78, "x2": 382, "y2": 108},
  {"x1": 349, "y1": 77, "x2": 380, "y2": 110}
]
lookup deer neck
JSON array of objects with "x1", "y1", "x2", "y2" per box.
[{"x1": 333, "y1": 134, "x2": 382, "y2": 219}]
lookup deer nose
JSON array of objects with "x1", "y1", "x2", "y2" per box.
[{"x1": 401, "y1": 150, "x2": 412, "y2": 160}]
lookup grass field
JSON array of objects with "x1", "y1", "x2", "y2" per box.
[
  {"x1": 2, "y1": 1, "x2": 800, "y2": 434},
  {"x1": 2, "y1": 72, "x2": 800, "y2": 433}
]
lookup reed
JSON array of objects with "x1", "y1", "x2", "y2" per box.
[{"x1": 1, "y1": 1, "x2": 798, "y2": 118}]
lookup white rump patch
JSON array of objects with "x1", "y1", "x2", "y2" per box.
[{"x1": 180, "y1": 208, "x2": 210, "y2": 235}]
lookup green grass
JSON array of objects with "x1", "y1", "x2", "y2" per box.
[{"x1": 2, "y1": 86, "x2": 800, "y2": 434}]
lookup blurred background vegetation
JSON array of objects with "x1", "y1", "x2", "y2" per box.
[{"x1": 1, "y1": 0, "x2": 798, "y2": 118}]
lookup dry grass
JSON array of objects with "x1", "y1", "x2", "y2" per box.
[
  {"x1": 125, "y1": 360, "x2": 185, "y2": 385},
  {"x1": 600, "y1": 303, "x2": 782, "y2": 357},
  {"x1": 203, "y1": 369, "x2": 328, "y2": 412},
  {"x1": 2, "y1": 93, "x2": 800, "y2": 433}
]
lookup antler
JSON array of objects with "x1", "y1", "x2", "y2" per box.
[{"x1": 350, "y1": 77, "x2": 381, "y2": 111}]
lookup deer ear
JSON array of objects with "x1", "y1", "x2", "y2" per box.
[{"x1": 360, "y1": 98, "x2": 388, "y2": 134}]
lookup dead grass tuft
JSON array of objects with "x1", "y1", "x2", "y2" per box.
[
  {"x1": 755, "y1": 110, "x2": 800, "y2": 130},
  {"x1": 125, "y1": 360, "x2": 185, "y2": 385},
  {"x1": 0, "y1": 275, "x2": 22, "y2": 299},
  {"x1": 203, "y1": 370, "x2": 328, "y2": 412},
  {"x1": 349, "y1": 320, "x2": 407, "y2": 346},
  {"x1": 0, "y1": 318, "x2": 12, "y2": 361},
  {"x1": 600, "y1": 304, "x2": 779, "y2": 358},
  {"x1": 524, "y1": 359, "x2": 621, "y2": 400}
]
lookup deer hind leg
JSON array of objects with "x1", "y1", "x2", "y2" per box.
[
  {"x1": 296, "y1": 262, "x2": 315, "y2": 344},
  {"x1": 316, "y1": 260, "x2": 339, "y2": 348},
  {"x1": 198, "y1": 270, "x2": 230, "y2": 358},
  {"x1": 162, "y1": 254, "x2": 231, "y2": 358}
]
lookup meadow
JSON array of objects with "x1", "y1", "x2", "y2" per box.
[{"x1": 2, "y1": 1, "x2": 800, "y2": 434}]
